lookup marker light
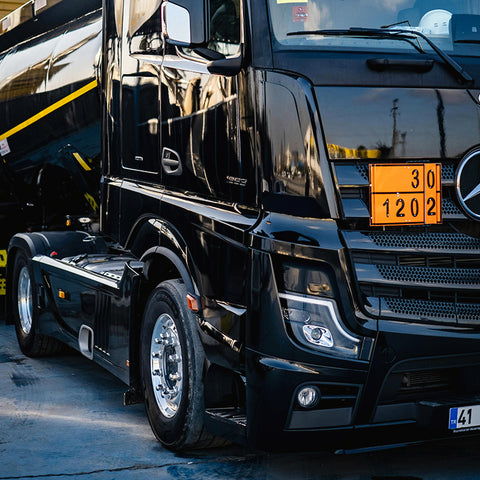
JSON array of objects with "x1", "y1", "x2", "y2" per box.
[
  {"x1": 297, "y1": 386, "x2": 320, "y2": 409},
  {"x1": 186, "y1": 294, "x2": 199, "y2": 312},
  {"x1": 281, "y1": 292, "x2": 360, "y2": 359}
]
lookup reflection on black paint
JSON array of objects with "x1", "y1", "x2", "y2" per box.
[
  {"x1": 0, "y1": 10, "x2": 102, "y2": 231},
  {"x1": 161, "y1": 67, "x2": 245, "y2": 202},
  {"x1": 316, "y1": 87, "x2": 480, "y2": 160},
  {"x1": 436, "y1": 89, "x2": 447, "y2": 159},
  {"x1": 121, "y1": 74, "x2": 160, "y2": 173}
]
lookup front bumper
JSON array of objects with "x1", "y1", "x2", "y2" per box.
[{"x1": 245, "y1": 325, "x2": 480, "y2": 451}]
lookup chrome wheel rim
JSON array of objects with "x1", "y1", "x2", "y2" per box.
[
  {"x1": 150, "y1": 313, "x2": 183, "y2": 418},
  {"x1": 17, "y1": 266, "x2": 33, "y2": 335}
]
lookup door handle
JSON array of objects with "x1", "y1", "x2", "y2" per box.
[{"x1": 161, "y1": 148, "x2": 183, "y2": 176}]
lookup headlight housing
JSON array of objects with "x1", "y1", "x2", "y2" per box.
[{"x1": 280, "y1": 292, "x2": 360, "y2": 359}]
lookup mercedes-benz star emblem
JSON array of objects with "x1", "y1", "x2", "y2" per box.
[{"x1": 456, "y1": 149, "x2": 480, "y2": 220}]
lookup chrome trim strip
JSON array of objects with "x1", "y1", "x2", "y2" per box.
[
  {"x1": 33, "y1": 255, "x2": 119, "y2": 289},
  {"x1": 216, "y1": 300, "x2": 247, "y2": 317}
]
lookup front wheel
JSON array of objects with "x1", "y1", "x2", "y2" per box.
[
  {"x1": 12, "y1": 250, "x2": 63, "y2": 356},
  {"x1": 140, "y1": 279, "x2": 217, "y2": 450}
]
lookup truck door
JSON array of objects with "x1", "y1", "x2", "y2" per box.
[
  {"x1": 160, "y1": 0, "x2": 244, "y2": 202},
  {"x1": 159, "y1": 0, "x2": 258, "y2": 372}
]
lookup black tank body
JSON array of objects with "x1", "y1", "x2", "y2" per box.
[{"x1": 0, "y1": 7, "x2": 102, "y2": 237}]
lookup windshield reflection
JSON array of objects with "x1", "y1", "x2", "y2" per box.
[{"x1": 268, "y1": 0, "x2": 480, "y2": 55}]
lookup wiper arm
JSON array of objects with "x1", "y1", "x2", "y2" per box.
[
  {"x1": 359, "y1": 27, "x2": 472, "y2": 84},
  {"x1": 287, "y1": 27, "x2": 473, "y2": 84}
]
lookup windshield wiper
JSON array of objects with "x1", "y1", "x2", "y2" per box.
[
  {"x1": 286, "y1": 27, "x2": 473, "y2": 84},
  {"x1": 287, "y1": 28, "x2": 425, "y2": 54}
]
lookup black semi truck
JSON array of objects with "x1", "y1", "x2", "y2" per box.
[{"x1": 3, "y1": 0, "x2": 480, "y2": 451}]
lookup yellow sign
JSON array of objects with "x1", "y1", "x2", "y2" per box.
[
  {"x1": 0, "y1": 278, "x2": 5, "y2": 296},
  {"x1": 0, "y1": 250, "x2": 6, "y2": 268}
]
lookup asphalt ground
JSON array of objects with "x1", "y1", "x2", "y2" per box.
[{"x1": 2, "y1": 321, "x2": 480, "y2": 480}]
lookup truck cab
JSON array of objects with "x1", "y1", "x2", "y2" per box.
[{"x1": 7, "y1": 0, "x2": 480, "y2": 450}]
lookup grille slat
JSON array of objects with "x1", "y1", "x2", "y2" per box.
[
  {"x1": 344, "y1": 231, "x2": 480, "y2": 253},
  {"x1": 346, "y1": 232, "x2": 480, "y2": 326},
  {"x1": 356, "y1": 263, "x2": 480, "y2": 290},
  {"x1": 334, "y1": 161, "x2": 455, "y2": 188}
]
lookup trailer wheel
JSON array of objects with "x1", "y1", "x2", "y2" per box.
[
  {"x1": 12, "y1": 250, "x2": 62, "y2": 357},
  {"x1": 140, "y1": 279, "x2": 217, "y2": 450}
]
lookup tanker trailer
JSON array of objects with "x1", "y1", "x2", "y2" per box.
[{"x1": 0, "y1": 1, "x2": 102, "y2": 304}]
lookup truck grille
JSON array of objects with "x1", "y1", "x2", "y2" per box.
[
  {"x1": 334, "y1": 159, "x2": 480, "y2": 327},
  {"x1": 376, "y1": 354, "x2": 480, "y2": 407}
]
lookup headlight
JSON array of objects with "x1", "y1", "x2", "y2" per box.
[{"x1": 280, "y1": 292, "x2": 360, "y2": 359}]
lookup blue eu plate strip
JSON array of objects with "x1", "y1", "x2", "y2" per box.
[{"x1": 449, "y1": 408, "x2": 458, "y2": 429}]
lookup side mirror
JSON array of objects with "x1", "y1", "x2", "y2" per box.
[{"x1": 162, "y1": 0, "x2": 208, "y2": 47}]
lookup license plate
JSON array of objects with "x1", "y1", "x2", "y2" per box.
[
  {"x1": 449, "y1": 405, "x2": 480, "y2": 431},
  {"x1": 370, "y1": 163, "x2": 442, "y2": 226}
]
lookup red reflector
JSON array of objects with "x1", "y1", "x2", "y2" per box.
[{"x1": 187, "y1": 294, "x2": 199, "y2": 312}]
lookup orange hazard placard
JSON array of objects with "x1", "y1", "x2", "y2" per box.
[{"x1": 369, "y1": 163, "x2": 442, "y2": 226}]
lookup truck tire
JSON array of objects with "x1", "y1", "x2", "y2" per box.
[
  {"x1": 140, "y1": 279, "x2": 219, "y2": 450},
  {"x1": 12, "y1": 250, "x2": 63, "y2": 356}
]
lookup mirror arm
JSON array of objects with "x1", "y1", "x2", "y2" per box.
[
  {"x1": 207, "y1": 52, "x2": 243, "y2": 76},
  {"x1": 193, "y1": 47, "x2": 225, "y2": 61}
]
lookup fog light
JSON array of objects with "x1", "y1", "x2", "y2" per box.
[{"x1": 297, "y1": 386, "x2": 320, "y2": 409}]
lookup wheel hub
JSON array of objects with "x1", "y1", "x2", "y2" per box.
[
  {"x1": 150, "y1": 313, "x2": 183, "y2": 418},
  {"x1": 17, "y1": 266, "x2": 33, "y2": 335}
]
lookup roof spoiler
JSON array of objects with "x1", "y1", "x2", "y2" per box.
[{"x1": 0, "y1": 0, "x2": 102, "y2": 52}]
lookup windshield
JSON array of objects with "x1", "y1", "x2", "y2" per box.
[{"x1": 268, "y1": 0, "x2": 480, "y2": 55}]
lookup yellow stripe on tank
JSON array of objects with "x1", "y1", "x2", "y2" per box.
[
  {"x1": 73, "y1": 152, "x2": 92, "y2": 171},
  {"x1": 0, "y1": 79, "x2": 98, "y2": 142}
]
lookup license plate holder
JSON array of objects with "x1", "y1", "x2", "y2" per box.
[
  {"x1": 369, "y1": 163, "x2": 442, "y2": 226},
  {"x1": 449, "y1": 405, "x2": 480, "y2": 432}
]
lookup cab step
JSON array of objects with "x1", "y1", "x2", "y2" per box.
[{"x1": 204, "y1": 408, "x2": 247, "y2": 445}]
